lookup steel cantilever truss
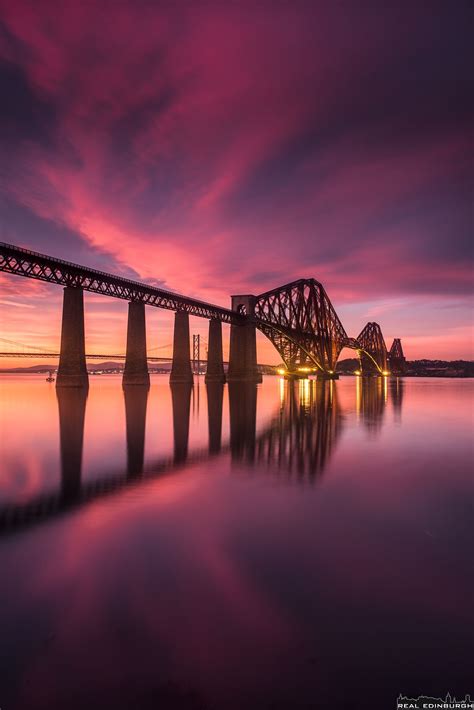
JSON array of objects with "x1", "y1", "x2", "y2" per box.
[
  {"x1": 355, "y1": 322, "x2": 388, "y2": 374},
  {"x1": 0, "y1": 242, "x2": 241, "y2": 324},
  {"x1": 388, "y1": 338, "x2": 406, "y2": 374},
  {"x1": 253, "y1": 279, "x2": 349, "y2": 372},
  {"x1": 1, "y1": 242, "x2": 398, "y2": 375}
]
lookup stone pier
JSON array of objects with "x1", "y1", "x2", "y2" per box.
[
  {"x1": 170, "y1": 311, "x2": 194, "y2": 384},
  {"x1": 227, "y1": 323, "x2": 262, "y2": 383},
  {"x1": 205, "y1": 319, "x2": 226, "y2": 383},
  {"x1": 56, "y1": 286, "x2": 89, "y2": 388},
  {"x1": 123, "y1": 301, "x2": 150, "y2": 387},
  {"x1": 227, "y1": 295, "x2": 262, "y2": 383}
]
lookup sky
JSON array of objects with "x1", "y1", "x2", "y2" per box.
[{"x1": 0, "y1": 0, "x2": 472, "y2": 365}]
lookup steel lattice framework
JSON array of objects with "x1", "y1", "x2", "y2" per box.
[
  {"x1": 1, "y1": 242, "x2": 396, "y2": 375},
  {"x1": 389, "y1": 338, "x2": 404, "y2": 360},
  {"x1": 0, "y1": 242, "x2": 241, "y2": 324},
  {"x1": 253, "y1": 279, "x2": 349, "y2": 372},
  {"x1": 356, "y1": 322, "x2": 388, "y2": 373},
  {"x1": 388, "y1": 338, "x2": 406, "y2": 374}
]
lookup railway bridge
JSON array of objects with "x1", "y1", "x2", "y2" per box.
[{"x1": 0, "y1": 242, "x2": 403, "y2": 386}]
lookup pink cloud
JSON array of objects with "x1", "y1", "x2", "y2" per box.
[{"x1": 0, "y1": 1, "x2": 471, "y2": 360}]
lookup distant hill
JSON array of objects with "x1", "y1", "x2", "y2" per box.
[
  {"x1": 0, "y1": 360, "x2": 176, "y2": 374},
  {"x1": 0, "y1": 361, "x2": 125, "y2": 373},
  {"x1": 0, "y1": 364, "x2": 58, "y2": 373},
  {"x1": 2, "y1": 359, "x2": 473, "y2": 377}
]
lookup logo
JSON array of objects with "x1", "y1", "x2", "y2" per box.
[{"x1": 397, "y1": 694, "x2": 474, "y2": 709}]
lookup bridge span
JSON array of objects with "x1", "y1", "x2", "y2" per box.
[{"x1": 0, "y1": 242, "x2": 405, "y2": 386}]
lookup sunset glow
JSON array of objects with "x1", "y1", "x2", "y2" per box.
[{"x1": 0, "y1": 1, "x2": 472, "y2": 364}]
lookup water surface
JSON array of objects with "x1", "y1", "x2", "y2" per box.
[{"x1": 0, "y1": 375, "x2": 473, "y2": 710}]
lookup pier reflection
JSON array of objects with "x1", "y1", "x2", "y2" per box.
[
  {"x1": 207, "y1": 383, "x2": 224, "y2": 453},
  {"x1": 390, "y1": 377, "x2": 405, "y2": 424},
  {"x1": 229, "y1": 383, "x2": 258, "y2": 463},
  {"x1": 356, "y1": 377, "x2": 387, "y2": 435},
  {"x1": 56, "y1": 387, "x2": 88, "y2": 504},
  {"x1": 255, "y1": 379, "x2": 343, "y2": 481},
  {"x1": 1, "y1": 376, "x2": 403, "y2": 532},
  {"x1": 124, "y1": 386, "x2": 149, "y2": 478},
  {"x1": 171, "y1": 383, "x2": 192, "y2": 463}
]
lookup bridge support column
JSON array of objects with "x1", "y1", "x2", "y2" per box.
[
  {"x1": 205, "y1": 319, "x2": 226, "y2": 383},
  {"x1": 123, "y1": 301, "x2": 150, "y2": 387},
  {"x1": 227, "y1": 323, "x2": 262, "y2": 383},
  {"x1": 170, "y1": 311, "x2": 194, "y2": 384},
  {"x1": 56, "y1": 286, "x2": 88, "y2": 388}
]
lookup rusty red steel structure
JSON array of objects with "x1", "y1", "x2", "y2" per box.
[
  {"x1": 253, "y1": 279, "x2": 348, "y2": 373},
  {"x1": 252, "y1": 280, "x2": 391, "y2": 375},
  {"x1": 355, "y1": 322, "x2": 389, "y2": 374},
  {"x1": 388, "y1": 338, "x2": 407, "y2": 374},
  {"x1": 0, "y1": 242, "x2": 400, "y2": 378},
  {"x1": 0, "y1": 242, "x2": 240, "y2": 323}
]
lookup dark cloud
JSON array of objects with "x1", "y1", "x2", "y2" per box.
[
  {"x1": 0, "y1": 195, "x2": 142, "y2": 279},
  {"x1": 0, "y1": 57, "x2": 57, "y2": 147}
]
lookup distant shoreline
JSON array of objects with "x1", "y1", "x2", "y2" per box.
[{"x1": 1, "y1": 360, "x2": 473, "y2": 379}]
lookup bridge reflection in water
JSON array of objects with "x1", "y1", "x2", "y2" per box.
[{"x1": 0, "y1": 378, "x2": 404, "y2": 533}]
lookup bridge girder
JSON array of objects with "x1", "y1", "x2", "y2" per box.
[
  {"x1": 0, "y1": 242, "x2": 241, "y2": 324},
  {"x1": 1, "y1": 242, "x2": 399, "y2": 377}
]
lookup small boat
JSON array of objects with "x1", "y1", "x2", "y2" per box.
[{"x1": 46, "y1": 370, "x2": 55, "y2": 382}]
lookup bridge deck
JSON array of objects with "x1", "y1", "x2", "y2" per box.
[{"x1": 0, "y1": 242, "x2": 243, "y2": 324}]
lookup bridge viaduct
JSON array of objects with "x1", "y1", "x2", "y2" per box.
[{"x1": 0, "y1": 242, "x2": 405, "y2": 387}]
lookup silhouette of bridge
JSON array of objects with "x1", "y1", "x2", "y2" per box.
[
  {"x1": 0, "y1": 242, "x2": 405, "y2": 385},
  {"x1": 0, "y1": 377, "x2": 404, "y2": 535}
]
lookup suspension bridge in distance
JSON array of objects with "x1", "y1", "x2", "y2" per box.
[{"x1": 0, "y1": 241, "x2": 406, "y2": 387}]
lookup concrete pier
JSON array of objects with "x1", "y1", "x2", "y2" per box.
[
  {"x1": 227, "y1": 322, "x2": 262, "y2": 383},
  {"x1": 123, "y1": 301, "x2": 150, "y2": 387},
  {"x1": 227, "y1": 294, "x2": 262, "y2": 383},
  {"x1": 170, "y1": 311, "x2": 194, "y2": 384},
  {"x1": 205, "y1": 319, "x2": 226, "y2": 383},
  {"x1": 56, "y1": 286, "x2": 89, "y2": 388}
]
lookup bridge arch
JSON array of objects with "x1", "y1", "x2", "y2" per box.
[
  {"x1": 253, "y1": 279, "x2": 347, "y2": 373},
  {"x1": 250, "y1": 282, "x2": 388, "y2": 376}
]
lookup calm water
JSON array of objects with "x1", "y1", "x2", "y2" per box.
[{"x1": 0, "y1": 375, "x2": 473, "y2": 710}]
